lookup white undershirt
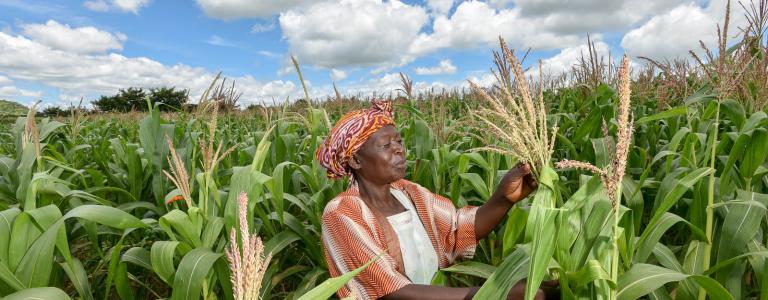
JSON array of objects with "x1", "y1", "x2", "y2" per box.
[{"x1": 386, "y1": 188, "x2": 439, "y2": 284}]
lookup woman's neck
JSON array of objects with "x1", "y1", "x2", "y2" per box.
[{"x1": 355, "y1": 177, "x2": 405, "y2": 217}]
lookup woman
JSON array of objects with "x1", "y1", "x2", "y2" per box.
[{"x1": 317, "y1": 100, "x2": 549, "y2": 300}]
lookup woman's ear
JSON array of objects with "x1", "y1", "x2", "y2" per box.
[{"x1": 348, "y1": 155, "x2": 362, "y2": 170}]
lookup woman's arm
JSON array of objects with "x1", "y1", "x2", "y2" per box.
[
  {"x1": 381, "y1": 281, "x2": 541, "y2": 300},
  {"x1": 380, "y1": 285, "x2": 478, "y2": 300},
  {"x1": 475, "y1": 189, "x2": 515, "y2": 240},
  {"x1": 474, "y1": 163, "x2": 537, "y2": 240}
]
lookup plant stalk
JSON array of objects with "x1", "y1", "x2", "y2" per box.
[
  {"x1": 698, "y1": 98, "x2": 720, "y2": 300},
  {"x1": 610, "y1": 184, "x2": 622, "y2": 300}
]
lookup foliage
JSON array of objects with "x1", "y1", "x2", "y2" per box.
[
  {"x1": 0, "y1": 2, "x2": 767, "y2": 299},
  {"x1": 93, "y1": 87, "x2": 188, "y2": 112}
]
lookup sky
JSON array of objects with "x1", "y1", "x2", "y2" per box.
[{"x1": 0, "y1": 0, "x2": 748, "y2": 108}]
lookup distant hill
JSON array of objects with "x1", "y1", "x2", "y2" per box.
[{"x1": 0, "y1": 99, "x2": 28, "y2": 117}]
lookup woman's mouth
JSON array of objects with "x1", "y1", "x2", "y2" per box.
[{"x1": 394, "y1": 160, "x2": 406, "y2": 168}]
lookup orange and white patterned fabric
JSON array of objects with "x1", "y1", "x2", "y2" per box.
[
  {"x1": 322, "y1": 179, "x2": 478, "y2": 299},
  {"x1": 315, "y1": 100, "x2": 395, "y2": 180}
]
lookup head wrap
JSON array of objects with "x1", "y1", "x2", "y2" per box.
[{"x1": 316, "y1": 100, "x2": 395, "y2": 179}]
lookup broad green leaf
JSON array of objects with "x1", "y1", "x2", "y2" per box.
[
  {"x1": 266, "y1": 161, "x2": 298, "y2": 223},
  {"x1": 502, "y1": 206, "x2": 528, "y2": 257},
  {"x1": 617, "y1": 264, "x2": 733, "y2": 300},
  {"x1": 264, "y1": 230, "x2": 301, "y2": 257},
  {"x1": 459, "y1": 173, "x2": 491, "y2": 201},
  {"x1": 59, "y1": 258, "x2": 93, "y2": 300},
  {"x1": 635, "y1": 213, "x2": 702, "y2": 263},
  {"x1": 566, "y1": 259, "x2": 613, "y2": 288},
  {"x1": 0, "y1": 208, "x2": 21, "y2": 264},
  {"x1": 716, "y1": 199, "x2": 766, "y2": 263},
  {"x1": 62, "y1": 205, "x2": 147, "y2": 230},
  {"x1": 721, "y1": 99, "x2": 746, "y2": 130},
  {"x1": 151, "y1": 241, "x2": 180, "y2": 285},
  {"x1": 525, "y1": 207, "x2": 558, "y2": 300},
  {"x1": 650, "y1": 243, "x2": 681, "y2": 272},
  {"x1": 3, "y1": 287, "x2": 71, "y2": 300},
  {"x1": 201, "y1": 216, "x2": 224, "y2": 249},
  {"x1": 171, "y1": 248, "x2": 222, "y2": 300},
  {"x1": 0, "y1": 258, "x2": 24, "y2": 291},
  {"x1": 440, "y1": 261, "x2": 496, "y2": 279},
  {"x1": 645, "y1": 167, "x2": 713, "y2": 235},
  {"x1": 160, "y1": 209, "x2": 202, "y2": 247},
  {"x1": 636, "y1": 106, "x2": 687, "y2": 124},
  {"x1": 296, "y1": 255, "x2": 379, "y2": 300},
  {"x1": 475, "y1": 246, "x2": 530, "y2": 299},
  {"x1": 740, "y1": 128, "x2": 768, "y2": 178},
  {"x1": 121, "y1": 247, "x2": 152, "y2": 271}
]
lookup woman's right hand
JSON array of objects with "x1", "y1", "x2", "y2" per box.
[{"x1": 506, "y1": 280, "x2": 559, "y2": 300}]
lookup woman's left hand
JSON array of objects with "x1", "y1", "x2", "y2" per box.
[{"x1": 497, "y1": 163, "x2": 538, "y2": 203}]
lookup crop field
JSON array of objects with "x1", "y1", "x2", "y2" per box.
[{"x1": 2, "y1": 5, "x2": 768, "y2": 300}]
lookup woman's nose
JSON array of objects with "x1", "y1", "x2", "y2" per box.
[{"x1": 394, "y1": 141, "x2": 405, "y2": 155}]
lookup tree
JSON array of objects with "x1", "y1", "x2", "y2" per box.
[
  {"x1": 93, "y1": 87, "x2": 146, "y2": 112},
  {"x1": 149, "y1": 87, "x2": 188, "y2": 111},
  {"x1": 93, "y1": 87, "x2": 189, "y2": 112}
]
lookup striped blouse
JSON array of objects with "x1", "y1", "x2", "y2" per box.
[{"x1": 322, "y1": 179, "x2": 479, "y2": 299}]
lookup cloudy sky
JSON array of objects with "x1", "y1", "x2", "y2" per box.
[{"x1": 0, "y1": 0, "x2": 746, "y2": 107}]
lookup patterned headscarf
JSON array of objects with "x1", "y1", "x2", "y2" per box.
[{"x1": 316, "y1": 100, "x2": 395, "y2": 180}]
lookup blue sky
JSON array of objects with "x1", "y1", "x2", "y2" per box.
[{"x1": 0, "y1": 0, "x2": 742, "y2": 107}]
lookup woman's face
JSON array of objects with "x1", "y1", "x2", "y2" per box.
[{"x1": 350, "y1": 125, "x2": 407, "y2": 184}]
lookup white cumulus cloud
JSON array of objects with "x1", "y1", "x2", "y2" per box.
[
  {"x1": 0, "y1": 85, "x2": 43, "y2": 99},
  {"x1": 279, "y1": 0, "x2": 428, "y2": 68},
  {"x1": 21, "y1": 20, "x2": 127, "y2": 54},
  {"x1": 0, "y1": 75, "x2": 11, "y2": 85},
  {"x1": 330, "y1": 69, "x2": 347, "y2": 81},
  {"x1": 84, "y1": 0, "x2": 151, "y2": 13},
  {"x1": 251, "y1": 21, "x2": 276, "y2": 33},
  {"x1": 427, "y1": 0, "x2": 453, "y2": 15},
  {"x1": 538, "y1": 41, "x2": 611, "y2": 75},
  {"x1": 0, "y1": 30, "x2": 297, "y2": 105},
  {"x1": 415, "y1": 59, "x2": 457, "y2": 75},
  {"x1": 620, "y1": 0, "x2": 744, "y2": 61},
  {"x1": 197, "y1": 0, "x2": 313, "y2": 20},
  {"x1": 83, "y1": 0, "x2": 110, "y2": 12},
  {"x1": 205, "y1": 35, "x2": 236, "y2": 47}
]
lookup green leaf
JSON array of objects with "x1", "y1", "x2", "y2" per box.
[
  {"x1": 740, "y1": 128, "x2": 768, "y2": 178},
  {"x1": 151, "y1": 241, "x2": 180, "y2": 285},
  {"x1": 0, "y1": 258, "x2": 24, "y2": 291},
  {"x1": 502, "y1": 206, "x2": 528, "y2": 257},
  {"x1": 62, "y1": 205, "x2": 147, "y2": 230},
  {"x1": 635, "y1": 213, "x2": 703, "y2": 263},
  {"x1": 566, "y1": 259, "x2": 613, "y2": 288},
  {"x1": 716, "y1": 198, "x2": 766, "y2": 265},
  {"x1": 636, "y1": 106, "x2": 687, "y2": 124},
  {"x1": 617, "y1": 264, "x2": 733, "y2": 300},
  {"x1": 475, "y1": 246, "x2": 530, "y2": 299},
  {"x1": 525, "y1": 207, "x2": 558, "y2": 300},
  {"x1": 296, "y1": 255, "x2": 379, "y2": 300},
  {"x1": 645, "y1": 168, "x2": 713, "y2": 236},
  {"x1": 440, "y1": 261, "x2": 496, "y2": 279},
  {"x1": 121, "y1": 247, "x2": 152, "y2": 271},
  {"x1": 171, "y1": 248, "x2": 222, "y2": 300},
  {"x1": 264, "y1": 231, "x2": 301, "y2": 257},
  {"x1": 459, "y1": 173, "x2": 491, "y2": 201},
  {"x1": 265, "y1": 161, "x2": 297, "y2": 223},
  {"x1": 160, "y1": 209, "x2": 202, "y2": 248},
  {"x1": 3, "y1": 287, "x2": 71, "y2": 300},
  {"x1": 721, "y1": 99, "x2": 746, "y2": 130},
  {"x1": 59, "y1": 258, "x2": 93, "y2": 300},
  {"x1": 0, "y1": 208, "x2": 21, "y2": 264}
]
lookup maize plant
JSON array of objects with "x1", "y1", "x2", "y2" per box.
[{"x1": 0, "y1": 2, "x2": 767, "y2": 299}]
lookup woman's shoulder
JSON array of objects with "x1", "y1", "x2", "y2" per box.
[{"x1": 322, "y1": 188, "x2": 364, "y2": 219}]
